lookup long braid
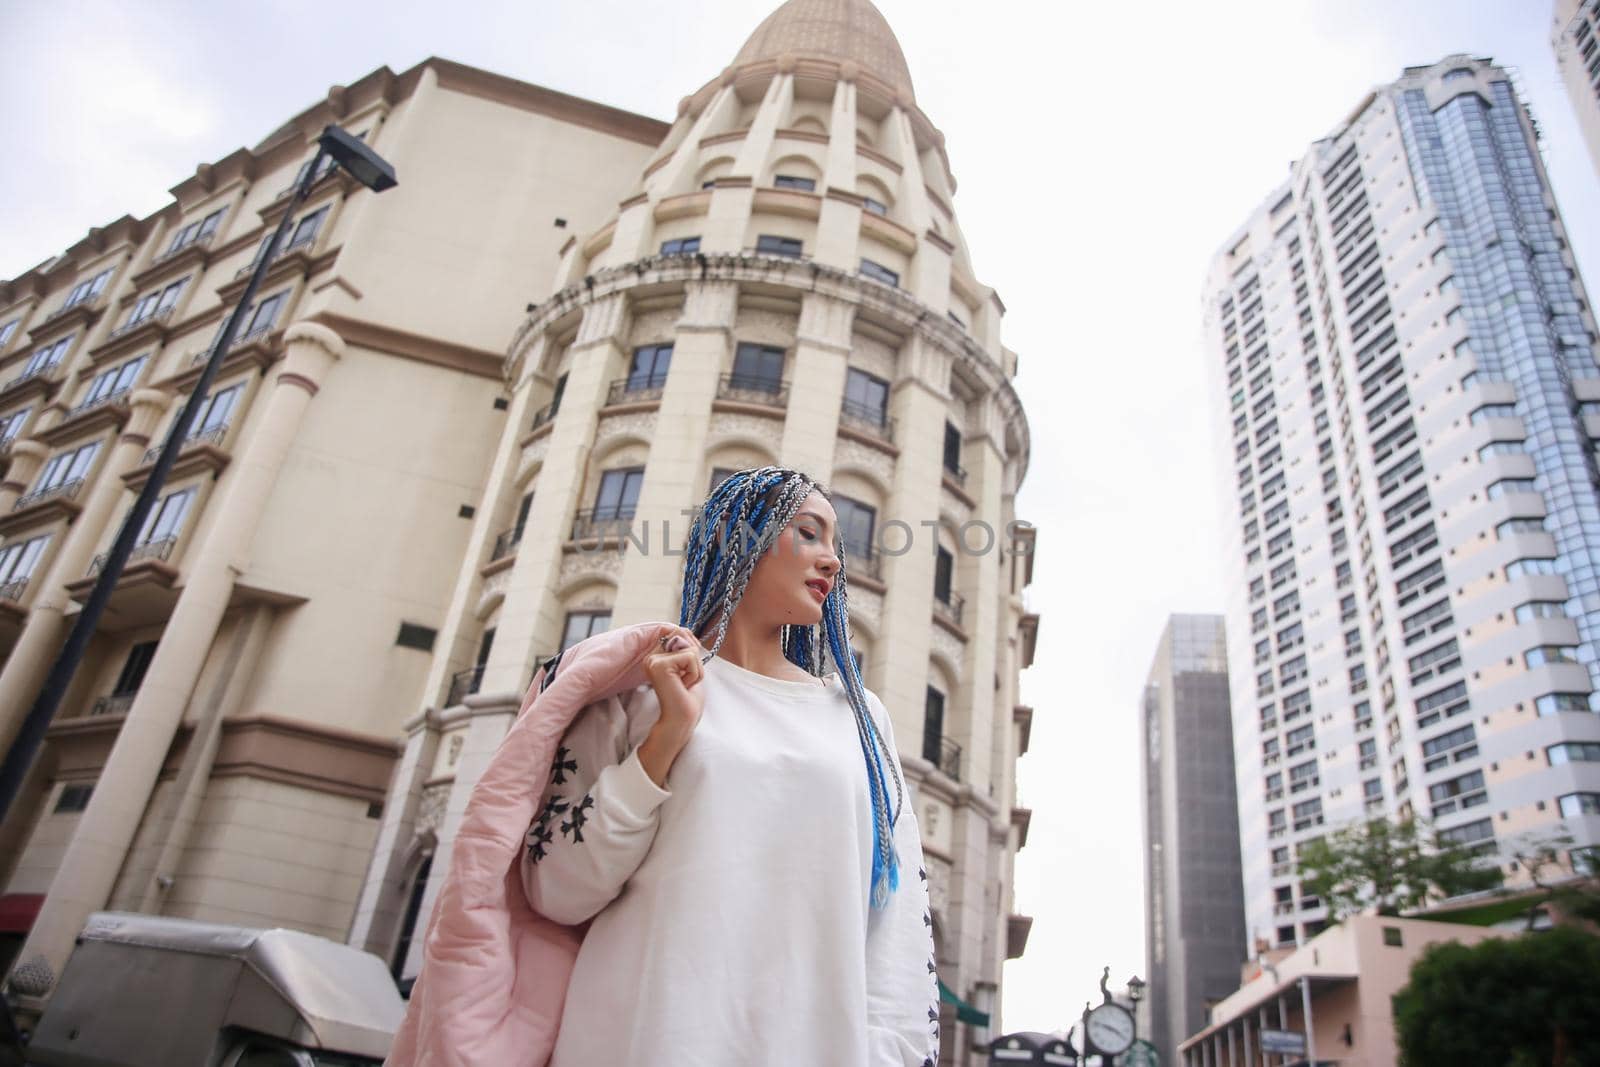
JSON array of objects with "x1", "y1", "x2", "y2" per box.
[{"x1": 677, "y1": 466, "x2": 902, "y2": 908}]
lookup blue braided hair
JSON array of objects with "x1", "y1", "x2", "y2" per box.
[{"x1": 678, "y1": 465, "x2": 904, "y2": 909}]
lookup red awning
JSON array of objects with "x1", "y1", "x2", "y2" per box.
[{"x1": 0, "y1": 894, "x2": 44, "y2": 934}]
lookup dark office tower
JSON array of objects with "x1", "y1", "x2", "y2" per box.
[{"x1": 1141, "y1": 614, "x2": 1246, "y2": 1062}]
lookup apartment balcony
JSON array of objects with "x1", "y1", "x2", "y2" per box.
[
  {"x1": 846, "y1": 544, "x2": 884, "y2": 590},
  {"x1": 1018, "y1": 611, "x2": 1039, "y2": 668},
  {"x1": 36, "y1": 389, "x2": 136, "y2": 447},
  {"x1": 1010, "y1": 806, "x2": 1032, "y2": 851},
  {"x1": 930, "y1": 736, "x2": 963, "y2": 782},
  {"x1": 1006, "y1": 914, "x2": 1033, "y2": 960},
  {"x1": 227, "y1": 229, "x2": 321, "y2": 284},
  {"x1": 131, "y1": 231, "x2": 219, "y2": 291},
  {"x1": 39, "y1": 292, "x2": 109, "y2": 334},
  {"x1": 713, "y1": 373, "x2": 789, "y2": 412},
  {"x1": 94, "y1": 304, "x2": 178, "y2": 360},
  {"x1": 124, "y1": 422, "x2": 232, "y2": 492},
  {"x1": 528, "y1": 402, "x2": 559, "y2": 436},
  {"x1": 604, "y1": 374, "x2": 668, "y2": 407},
  {"x1": 838, "y1": 397, "x2": 896, "y2": 448},
  {"x1": 0, "y1": 363, "x2": 64, "y2": 405},
  {"x1": 570, "y1": 507, "x2": 636, "y2": 544},
  {"x1": 489, "y1": 526, "x2": 522, "y2": 564},
  {"x1": 446, "y1": 665, "x2": 485, "y2": 707},
  {"x1": 89, "y1": 693, "x2": 135, "y2": 717},
  {"x1": 1, "y1": 478, "x2": 86, "y2": 536},
  {"x1": 260, "y1": 166, "x2": 357, "y2": 223},
  {"x1": 933, "y1": 589, "x2": 965, "y2": 631},
  {"x1": 164, "y1": 327, "x2": 281, "y2": 393},
  {"x1": 0, "y1": 575, "x2": 33, "y2": 632},
  {"x1": 64, "y1": 535, "x2": 181, "y2": 630}
]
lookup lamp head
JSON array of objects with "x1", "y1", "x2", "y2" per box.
[{"x1": 318, "y1": 124, "x2": 397, "y2": 192}]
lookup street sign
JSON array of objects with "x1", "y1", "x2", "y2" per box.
[
  {"x1": 1122, "y1": 1039, "x2": 1160, "y2": 1067},
  {"x1": 1260, "y1": 1029, "x2": 1307, "y2": 1054}
]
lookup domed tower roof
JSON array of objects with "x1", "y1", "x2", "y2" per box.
[{"x1": 731, "y1": 0, "x2": 915, "y2": 101}]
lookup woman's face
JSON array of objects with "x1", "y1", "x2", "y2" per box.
[{"x1": 744, "y1": 489, "x2": 841, "y2": 627}]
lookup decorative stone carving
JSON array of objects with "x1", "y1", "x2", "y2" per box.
[
  {"x1": 520, "y1": 433, "x2": 550, "y2": 477},
  {"x1": 416, "y1": 782, "x2": 450, "y2": 839},
  {"x1": 925, "y1": 854, "x2": 952, "y2": 918},
  {"x1": 707, "y1": 412, "x2": 783, "y2": 447},
  {"x1": 477, "y1": 568, "x2": 511, "y2": 619},
  {"x1": 833, "y1": 436, "x2": 893, "y2": 486},
  {"x1": 560, "y1": 550, "x2": 624, "y2": 599},
  {"x1": 930, "y1": 621, "x2": 966, "y2": 678},
  {"x1": 849, "y1": 331, "x2": 897, "y2": 380},
  {"x1": 848, "y1": 584, "x2": 883, "y2": 633},
  {"x1": 595, "y1": 410, "x2": 658, "y2": 450},
  {"x1": 629, "y1": 308, "x2": 682, "y2": 346}
]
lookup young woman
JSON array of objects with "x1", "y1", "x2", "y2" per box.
[{"x1": 521, "y1": 466, "x2": 939, "y2": 1066}]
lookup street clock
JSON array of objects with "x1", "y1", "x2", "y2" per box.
[{"x1": 1085, "y1": 1002, "x2": 1135, "y2": 1056}]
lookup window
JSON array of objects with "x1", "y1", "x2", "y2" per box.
[
  {"x1": 1437, "y1": 817, "x2": 1494, "y2": 850},
  {"x1": 755, "y1": 234, "x2": 803, "y2": 258},
  {"x1": 1363, "y1": 778, "x2": 1383, "y2": 800},
  {"x1": 191, "y1": 381, "x2": 243, "y2": 437},
  {"x1": 62, "y1": 268, "x2": 113, "y2": 309},
  {"x1": 1263, "y1": 737, "x2": 1281, "y2": 765},
  {"x1": 243, "y1": 290, "x2": 288, "y2": 337},
  {"x1": 549, "y1": 372, "x2": 568, "y2": 417},
  {"x1": 1289, "y1": 759, "x2": 1319, "y2": 792},
  {"x1": 1535, "y1": 692, "x2": 1593, "y2": 716},
  {"x1": 861, "y1": 197, "x2": 888, "y2": 216},
  {"x1": 136, "y1": 485, "x2": 197, "y2": 547},
  {"x1": 860, "y1": 259, "x2": 899, "y2": 287},
  {"x1": 1382, "y1": 926, "x2": 1404, "y2": 947},
  {"x1": 843, "y1": 368, "x2": 890, "y2": 428},
  {"x1": 164, "y1": 207, "x2": 225, "y2": 254},
  {"x1": 34, "y1": 441, "x2": 101, "y2": 492},
  {"x1": 1422, "y1": 724, "x2": 1477, "y2": 772},
  {"x1": 1549, "y1": 742, "x2": 1600, "y2": 765},
  {"x1": 0, "y1": 318, "x2": 19, "y2": 347},
  {"x1": 0, "y1": 534, "x2": 50, "y2": 593},
  {"x1": 1415, "y1": 680, "x2": 1469, "y2": 727},
  {"x1": 1559, "y1": 793, "x2": 1600, "y2": 818},
  {"x1": 833, "y1": 495, "x2": 876, "y2": 561},
  {"x1": 54, "y1": 784, "x2": 93, "y2": 815},
  {"x1": 731, "y1": 342, "x2": 785, "y2": 393},
  {"x1": 707, "y1": 467, "x2": 736, "y2": 495},
  {"x1": 1478, "y1": 439, "x2": 1524, "y2": 460},
  {"x1": 923, "y1": 686, "x2": 946, "y2": 765},
  {"x1": 1359, "y1": 738, "x2": 1378, "y2": 770},
  {"x1": 1469, "y1": 403, "x2": 1517, "y2": 424},
  {"x1": 0, "y1": 406, "x2": 33, "y2": 444},
  {"x1": 1486, "y1": 478, "x2": 1538, "y2": 501},
  {"x1": 79, "y1": 355, "x2": 147, "y2": 409},
  {"x1": 1408, "y1": 638, "x2": 1461, "y2": 685},
  {"x1": 1276, "y1": 622, "x2": 1304, "y2": 652},
  {"x1": 1292, "y1": 797, "x2": 1323, "y2": 831},
  {"x1": 1515, "y1": 601, "x2": 1565, "y2": 623},
  {"x1": 934, "y1": 546, "x2": 954, "y2": 604},
  {"x1": 626, "y1": 343, "x2": 672, "y2": 392},
  {"x1": 511, "y1": 492, "x2": 534, "y2": 545},
  {"x1": 560, "y1": 610, "x2": 611, "y2": 652},
  {"x1": 1265, "y1": 771, "x2": 1284, "y2": 800},
  {"x1": 1525, "y1": 645, "x2": 1579, "y2": 668},
  {"x1": 112, "y1": 640, "x2": 159, "y2": 696},
  {"x1": 773, "y1": 174, "x2": 816, "y2": 191},
  {"x1": 124, "y1": 277, "x2": 189, "y2": 327},
  {"x1": 284, "y1": 205, "x2": 329, "y2": 252},
  {"x1": 943, "y1": 421, "x2": 963, "y2": 476},
  {"x1": 660, "y1": 236, "x2": 701, "y2": 255},
  {"x1": 1505, "y1": 557, "x2": 1559, "y2": 579},
  {"x1": 18, "y1": 335, "x2": 75, "y2": 377},
  {"x1": 1429, "y1": 770, "x2": 1486, "y2": 817},
  {"x1": 1286, "y1": 724, "x2": 1314, "y2": 756},
  {"x1": 593, "y1": 468, "x2": 644, "y2": 521}
]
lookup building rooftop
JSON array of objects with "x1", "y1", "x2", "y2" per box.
[{"x1": 732, "y1": 0, "x2": 915, "y2": 101}]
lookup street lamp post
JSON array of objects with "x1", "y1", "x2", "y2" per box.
[
  {"x1": 0, "y1": 124, "x2": 396, "y2": 822},
  {"x1": 1126, "y1": 975, "x2": 1146, "y2": 1042}
]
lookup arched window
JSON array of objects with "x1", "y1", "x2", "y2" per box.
[{"x1": 391, "y1": 854, "x2": 433, "y2": 981}]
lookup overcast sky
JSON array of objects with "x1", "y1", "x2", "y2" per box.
[{"x1": 4, "y1": 0, "x2": 1598, "y2": 1039}]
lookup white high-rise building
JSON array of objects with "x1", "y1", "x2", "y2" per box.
[{"x1": 1203, "y1": 56, "x2": 1600, "y2": 949}]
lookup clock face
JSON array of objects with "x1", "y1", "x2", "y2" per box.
[{"x1": 1086, "y1": 1003, "x2": 1135, "y2": 1055}]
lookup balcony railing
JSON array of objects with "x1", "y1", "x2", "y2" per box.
[
  {"x1": 88, "y1": 535, "x2": 178, "y2": 576},
  {"x1": 0, "y1": 577, "x2": 29, "y2": 602},
  {"x1": 234, "y1": 231, "x2": 319, "y2": 279},
  {"x1": 187, "y1": 323, "x2": 276, "y2": 368},
  {"x1": 69, "y1": 387, "x2": 133, "y2": 418},
  {"x1": 942, "y1": 462, "x2": 967, "y2": 488},
  {"x1": 931, "y1": 736, "x2": 962, "y2": 781},
  {"x1": 716, "y1": 373, "x2": 789, "y2": 407},
  {"x1": 839, "y1": 398, "x2": 896, "y2": 444},
  {"x1": 45, "y1": 292, "x2": 105, "y2": 323},
  {"x1": 108, "y1": 303, "x2": 176, "y2": 341},
  {"x1": 143, "y1": 422, "x2": 230, "y2": 466},
  {"x1": 605, "y1": 374, "x2": 668, "y2": 406},
  {"x1": 530, "y1": 402, "x2": 559, "y2": 432},
  {"x1": 933, "y1": 589, "x2": 965, "y2": 627},
  {"x1": 90, "y1": 693, "x2": 136, "y2": 716},
  {"x1": 490, "y1": 526, "x2": 523, "y2": 562},
  {"x1": 2, "y1": 363, "x2": 59, "y2": 394},
  {"x1": 845, "y1": 544, "x2": 882, "y2": 581},
  {"x1": 447, "y1": 665, "x2": 486, "y2": 707},
  {"x1": 13, "y1": 478, "x2": 85, "y2": 512},
  {"x1": 152, "y1": 229, "x2": 217, "y2": 267},
  {"x1": 571, "y1": 507, "x2": 637, "y2": 542}
]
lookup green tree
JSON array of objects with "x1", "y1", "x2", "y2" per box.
[
  {"x1": 1296, "y1": 817, "x2": 1499, "y2": 919},
  {"x1": 1394, "y1": 926, "x2": 1600, "y2": 1066}
]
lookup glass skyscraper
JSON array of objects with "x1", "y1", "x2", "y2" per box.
[{"x1": 1203, "y1": 55, "x2": 1600, "y2": 948}]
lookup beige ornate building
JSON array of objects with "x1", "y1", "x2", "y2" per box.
[{"x1": 0, "y1": 2, "x2": 1037, "y2": 1059}]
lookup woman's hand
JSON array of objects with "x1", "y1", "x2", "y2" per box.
[{"x1": 637, "y1": 626, "x2": 706, "y2": 787}]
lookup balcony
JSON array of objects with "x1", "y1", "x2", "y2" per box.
[
  {"x1": 0, "y1": 577, "x2": 29, "y2": 603},
  {"x1": 125, "y1": 423, "x2": 232, "y2": 493},
  {"x1": 931, "y1": 736, "x2": 963, "y2": 781},
  {"x1": 40, "y1": 292, "x2": 108, "y2": 333},
  {"x1": 570, "y1": 507, "x2": 636, "y2": 543},
  {"x1": 0, "y1": 363, "x2": 64, "y2": 403},
  {"x1": 941, "y1": 462, "x2": 967, "y2": 489},
  {"x1": 933, "y1": 589, "x2": 965, "y2": 629},
  {"x1": 5, "y1": 479, "x2": 86, "y2": 532},
  {"x1": 161, "y1": 327, "x2": 282, "y2": 395},
  {"x1": 90, "y1": 693, "x2": 135, "y2": 717},
  {"x1": 37, "y1": 390, "x2": 137, "y2": 448},
  {"x1": 846, "y1": 544, "x2": 883, "y2": 586},
  {"x1": 490, "y1": 526, "x2": 522, "y2": 563},
  {"x1": 604, "y1": 373, "x2": 668, "y2": 407},
  {"x1": 838, "y1": 397, "x2": 896, "y2": 446},
  {"x1": 715, "y1": 373, "x2": 788, "y2": 409},
  {"x1": 231, "y1": 229, "x2": 320, "y2": 282},
  {"x1": 101, "y1": 304, "x2": 178, "y2": 352},
  {"x1": 65, "y1": 535, "x2": 181, "y2": 630},
  {"x1": 132, "y1": 232, "x2": 220, "y2": 292},
  {"x1": 446, "y1": 665, "x2": 485, "y2": 707},
  {"x1": 142, "y1": 422, "x2": 230, "y2": 468}
]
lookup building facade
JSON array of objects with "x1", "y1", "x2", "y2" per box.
[
  {"x1": 1203, "y1": 56, "x2": 1600, "y2": 950},
  {"x1": 1554, "y1": 0, "x2": 1600, "y2": 180},
  {"x1": 0, "y1": 2, "x2": 1038, "y2": 1060},
  {"x1": 1141, "y1": 615, "x2": 1247, "y2": 1062}
]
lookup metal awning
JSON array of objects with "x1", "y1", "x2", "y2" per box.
[{"x1": 939, "y1": 977, "x2": 991, "y2": 1027}]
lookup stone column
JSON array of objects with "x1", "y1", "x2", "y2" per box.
[
  {"x1": 0, "y1": 387, "x2": 171, "y2": 759},
  {"x1": 612, "y1": 280, "x2": 733, "y2": 624},
  {"x1": 813, "y1": 79, "x2": 861, "y2": 269},
  {"x1": 0, "y1": 439, "x2": 47, "y2": 511},
  {"x1": 13, "y1": 323, "x2": 343, "y2": 977},
  {"x1": 778, "y1": 291, "x2": 852, "y2": 479},
  {"x1": 348, "y1": 706, "x2": 441, "y2": 955}
]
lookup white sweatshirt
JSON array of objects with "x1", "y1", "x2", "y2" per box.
[{"x1": 520, "y1": 654, "x2": 940, "y2": 1066}]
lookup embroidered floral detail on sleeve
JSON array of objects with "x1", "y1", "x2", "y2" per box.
[
  {"x1": 559, "y1": 793, "x2": 596, "y2": 843},
  {"x1": 527, "y1": 821, "x2": 555, "y2": 863}
]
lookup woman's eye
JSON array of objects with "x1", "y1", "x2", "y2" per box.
[{"x1": 798, "y1": 528, "x2": 817, "y2": 541}]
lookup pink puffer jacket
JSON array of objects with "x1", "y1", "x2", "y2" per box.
[{"x1": 385, "y1": 621, "x2": 672, "y2": 1067}]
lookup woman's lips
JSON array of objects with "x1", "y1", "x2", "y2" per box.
[{"x1": 806, "y1": 581, "x2": 826, "y2": 603}]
